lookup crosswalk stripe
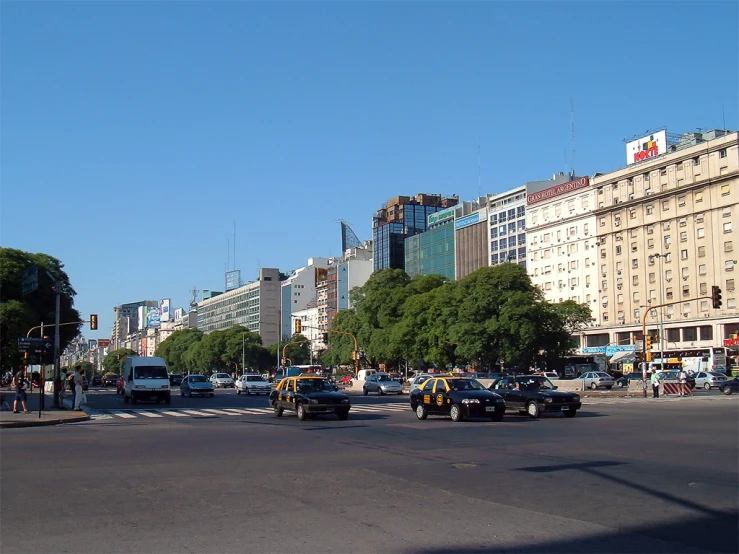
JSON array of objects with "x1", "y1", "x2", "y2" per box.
[
  {"x1": 179, "y1": 409, "x2": 216, "y2": 416},
  {"x1": 136, "y1": 411, "x2": 164, "y2": 418},
  {"x1": 109, "y1": 410, "x2": 137, "y2": 419},
  {"x1": 199, "y1": 408, "x2": 234, "y2": 415},
  {"x1": 158, "y1": 410, "x2": 188, "y2": 417},
  {"x1": 222, "y1": 408, "x2": 267, "y2": 414}
]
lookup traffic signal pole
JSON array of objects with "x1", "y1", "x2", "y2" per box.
[{"x1": 293, "y1": 319, "x2": 361, "y2": 376}]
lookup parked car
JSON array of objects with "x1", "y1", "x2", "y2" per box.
[
  {"x1": 491, "y1": 376, "x2": 581, "y2": 418},
  {"x1": 209, "y1": 373, "x2": 235, "y2": 388},
  {"x1": 102, "y1": 374, "x2": 119, "y2": 387},
  {"x1": 575, "y1": 371, "x2": 615, "y2": 390},
  {"x1": 719, "y1": 377, "x2": 739, "y2": 395},
  {"x1": 116, "y1": 376, "x2": 125, "y2": 395},
  {"x1": 542, "y1": 371, "x2": 560, "y2": 380},
  {"x1": 616, "y1": 372, "x2": 645, "y2": 388},
  {"x1": 363, "y1": 373, "x2": 403, "y2": 395},
  {"x1": 181, "y1": 374, "x2": 215, "y2": 397},
  {"x1": 235, "y1": 374, "x2": 271, "y2": 395},
  {"x1": 409, "y1": 373, "x2": 435, "y2": 395},
  {"x1": 169, "y1": 374, "x2": 183, "y2": 387},
  {"x1": 693, "y1": 371, "x2": 728, "y2": 390},
  {"x1": 341, "y1": 374, "x2": 353, "y2": 386},
  {"x1": 270, "y1": 376, "x2": 351, "y2": 421},
  {"x1": 410, "y1": 376, "x2": 506, "y2": 422}
]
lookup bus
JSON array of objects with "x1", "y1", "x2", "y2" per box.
[{"x1": 650, "y1": 347, "x2": 727, "y2": 374}]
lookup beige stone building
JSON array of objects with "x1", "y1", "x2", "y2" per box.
[{"x1": 586, "y1": 130, "x2": 738, "y2": 350}]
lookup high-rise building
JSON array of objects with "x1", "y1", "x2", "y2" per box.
[
  {"x1": 373, "y1": 193, "x2": 458, "y2": 272},
  {"x1": 280, "y1": 258, "x2": 330, "y2": 340},
  {"x1": 488, "y1": 185, "x2": 528, "y2": 268},
  {"x1": 405, "y1": 205, "x2": 456, "y2": 280},
  {"x1": 455, "y1": 201, "x2": 489, "y2": 279},
  {"x1": 111, "y1": 300, "x2": 156, "y2": 350}
]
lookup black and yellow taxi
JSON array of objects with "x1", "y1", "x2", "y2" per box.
[
  {"x1": 409, "y1": 376, "x2": 506, "y2": 422},
  {"x1": 269, "y1": 375, "x2": 351, "y2": 421},
  {"x1": 491, "y1": 375, "x2": 582, "y2": 418}
]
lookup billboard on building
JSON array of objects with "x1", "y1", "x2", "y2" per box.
[
  {"x1": 454, "y1": 208, "x2": 487, "y2": 230},
  {"x1": 526, "y1": 177, "x2": 590, "y2": 205},
  {"x1": 89, "y1": 339, "x2": 97, "y2": 350},
  {"x1": 160, "y1": 298, "x2": 171, "y2": 322},
  {"x1": 428, "y1": 206, "x2": 455, "y2": 227},
  {"x1": 147, "y1": 307, "x2": 161, "y2": 328},
  {"x1": 140, "y1": 337, "x2": 147, "y2": 356},
  {"x1": 626, "y1": 130, "x2": 667, "y2": 165},
  {"x1": 98, "y1": 339, "x2": 111, "y2": 348},
  {"x1": 225, "y1": 270, "x2": 241, "y2": 291}
]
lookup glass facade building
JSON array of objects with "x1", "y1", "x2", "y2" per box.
[
  {"x1": 488, "y1": 189, "x2": 527, "y2": 269},
  {"x1": 405, "y1": 220, "x2": 455, "y2": 279}
]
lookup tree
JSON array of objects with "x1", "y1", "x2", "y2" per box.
[
  {"x1": 549, "y1": 300, "x2": 594, "y2": 335},
  {"x1": 155, "y1": 328, "x2": 204, "y2": 373},
  {"x1": 0, "y1": 248, "x2": 82, "y2": 372},
  {"x1": 282, "y1": 333, "x2": 311, "y2": 365},
  {"x1": 102, "y1": 348, "x2": 137, "y2": 375}
]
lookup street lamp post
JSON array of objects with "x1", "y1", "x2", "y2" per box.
[{"x1": 654, "y1": 253, "x2": 666, "y2": 353}]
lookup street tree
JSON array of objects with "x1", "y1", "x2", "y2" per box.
[
  {"x1": 155, "y1": 328, "x2": 204, "y2": 373},
  {"x1": 102, "y1": 348, "x2": 137, "y2": 375},
  {"x1": 0, "y1": 248, "x2": 81, "y2": 372}
]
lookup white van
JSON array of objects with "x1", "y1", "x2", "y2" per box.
[
  {"x1": 355, "y1": 369, "x2": 377, "y2": 382},
  {"x1": 123, "y1": 356, "x2": 171, "y2": 405}
]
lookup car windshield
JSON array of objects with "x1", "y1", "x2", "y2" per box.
[
  {"x1": 297, "y1": 379, "x2": 333, "y2": 392},
  {"x1": 190, "y1": 375, "x2": 207, "y2": 383},
  {"x1": 246, "y1": 376, "x2": 266, "y2": 382},
  {"x1": 377, "y1": 375, "x2": 393, "y2": 382},
  {"x1": 517, "y1": 377, "x2": 554, "y2": 391},
  {"x1": 215, "y1": 373, "x2": 230, "y2": 379},
  {"x1": 133, "y1": 366, "x2": 168, "y2": 379},
  {"x1": 447, "y1": 379, "x2": 485, "y2": 391}
]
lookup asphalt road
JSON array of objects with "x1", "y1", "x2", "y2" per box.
[{"x1": 1, "y1": 395, "x2": 737, "y2": 554}]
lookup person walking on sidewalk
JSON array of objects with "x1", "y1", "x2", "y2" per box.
[
  {"x1": 678, "y1": 368, "x2": 691, "y2": 397},
  {"x1": 650, "y1": 368, "x2": 661, "y2": 398},
  {"x1": 72, "y1": 365, "x2": 84, "y2": 411},
  {"x1": 12, "y1": 369, "x2": 30, "y2": 414}
]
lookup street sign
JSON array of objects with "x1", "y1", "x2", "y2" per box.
[
  {"x1": 635, "y1": 340, "x2": 644, "y2": 351},
  {"x1": 21, "y1": 264, "x2": 39, "y2": 296},
  {"x1": 98, "y1": 339, "x2": 111, "y2": 348},
  {"x1": 17, "y1": 337, "x2": 54, "y2": 354}
]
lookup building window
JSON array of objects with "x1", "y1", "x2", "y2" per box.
[
  {"x1": 721, "y1": 184, "x2": 730, "y2": 196},
  {"x1": 662, "y1": 200, "x2": 670, "y2": 211},
  {"x1": 698, "y1": 246, "x2": 706, "y2": 257},
  {"x1": 632, "y1": 259, "x2": 638, "y2": 269},
  {"x1": 695, "y1": 191, "x2": 704, "y2": 202},
  {"x1": 682, "y1": 285, "x2": 690, "y2": 297},
  {"x1": 646, "y1": 205, "x2": 654, "y2": 215},
  {"x1": 719, "y1": 148, "x2": 728, "y2": 159},
  {"x1": 728, "y1": 298, "x2": 737, "y2": 310},
  {"x1": 724, "y1": 222, "x2": 733, "y2": 233},
  {"x1": 727, "y1": 279, "x2": 735, "y2": 292},
  {"x1": 616, "y1": 246, "x2": 622, "y2": 255},
  {"x1": 664, "y1": 235, "x2": 671, "y2": 246},
  {"x1": 648, "y1": 238, "x2": 655, "y2": 249},
  {"x1": 726, "y1": 241, "x2": 734, "y2": 252},
  {"x1": 683, "y1": 303, "x2": 691, "y2": 314},
  {"x1": 647, "y1": 224, "x2": 654, "y2": 235},
  {"x1": 681, "y1": 249, "x2": 688, "y2": 260},
  {"x1": 633, "y1": 275, "x2": 639, "y2": 285},
  {"x1": 700, "y1": 282, "x2": 707, "y2": 295},
  {"x1": 679, "y1": 217, "x2": 687, "y2": 227},
  {"x1": 617, "y1": 294, "x2": 624, "y2": 303},
  {"x1": 723, "y1": 207, "x2": 732, "y2": 218},
  {"x1": 726, "y1": 260, "x2": 736, "y2": 271},
  {"x1": 663, "y1": 221, "x2": 671, "y2": 231},
  {"x1": 631, "y1": 242, "x2": 638, "y2": 252},
  {"x1": 694, "y1": 156, "x2": 701, "y2": 166},
  {"x1": 680, "y1": 231, "x2": 687, "y2": 242},
  {"x1": 697, "y1": 228, "x2": 705, "y2": 239},
  {"x1": 633, "y1": 292, "x2": 639, "y2": 302},
  {"x1": 649, "y1": 272, "x2": 656, "y2": 283},
  {"x1": 600, "y1": 217, "x2": 606, "y2": 227},
  {"x1": 696, "y1": 213, "x2": 704, "y2": 223},
  {"x1": 697, "y1": 264, "x2": 707, "y2": 275},
  {"x1": 666, "y1": 287, "x2": 673, "y2": 300},
  {"x1": 700, "y1": 301, "x2": 709, "y2": 312},
  {"x1": 678, "y1": 196, "x2": 686, "y2": 206},
  {"x1": 615, "y1": 215, "x2": 621, "y2": 227},
  {"x1": 601, "y1": 280, "x2": 607, "y2": 291}
]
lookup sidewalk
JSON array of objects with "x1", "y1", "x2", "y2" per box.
[{"x1": 0, "y1": 389, "x2": 89, "y2": 429}]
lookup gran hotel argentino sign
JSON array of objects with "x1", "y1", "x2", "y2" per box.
[{"x1": 526, "y1": 177, "x2": 590, "y2": 205}]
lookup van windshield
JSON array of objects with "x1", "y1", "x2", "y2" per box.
[{"x1": 134, "y1": 366, "x2": 168, "y2": 379}]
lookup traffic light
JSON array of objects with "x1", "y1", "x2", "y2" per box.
[
  {"x1": 90, "y1": 314, "x2": 98, "y2": 330},
  {"x1": 294, "y1": 319, "x2": 301, "y2": 334},
  {"x1": 711, "y1": 286, "x2": 723, "y2": 309},
  {"x1": 645, "y1": 335, "x2": 653, "y2": 351}
]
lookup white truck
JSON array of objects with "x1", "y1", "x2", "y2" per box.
[{"x1": 123, "y1": 356, "x2": 171, "y2": 405}]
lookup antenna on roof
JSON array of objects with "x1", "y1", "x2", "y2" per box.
[
  {"x1": 233, "y1": 219, "x2": 236, "y2": 272},
  {"x1": 723, "y1": 103, "x2": 726, "y2": 130},
  {"x1": 477, "y1": 144, "x2": 482, "y2": 198},
  {"x1": 570, "y1": 97, "x2": 576, "y2": 176}
]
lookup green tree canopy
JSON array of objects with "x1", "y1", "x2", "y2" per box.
[
  {"x1": 154, "y1": 328, "x2": 204, "y2": 373},
  {"x1": 102, "y1": 348, "x2": 137, "y2": 375}
]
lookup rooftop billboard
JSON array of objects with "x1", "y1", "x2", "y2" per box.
[{"x1": 626, "y1": 130, "x2": 667, "y2": 165}]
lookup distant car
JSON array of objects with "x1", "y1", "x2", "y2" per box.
[
  {"x1": 491, "y1": 376, "x2": 582, "y2": 418},
  {"x1": 235, "y1": 374, "x2": 271, "y2": 395},
  {"x1": 409, "y1": 374, "x2": 435, "y2": 395},
  {"x1": 169, "y1": 374, "x2": 183, "y2": 387},
  {"x1": 719, "y1": 377, "x2": 739, "y2": 395},
  {"x1": 210, "y1": 373, "x2": 235, "y2": 388},
  {"x1": 410, "y1": 376, "x2": 506, "y2": 422},
  {"x1": 694, "y1": 371, "x2": 727, "y2": 390},
  {"x1": 181, "y1": 375, "x2": 215, "y2": 397},
  {"x1": 91, "y1": 375, "x2": 102, "y2": 387},
  {"x1": 542, "y1": 371, "x2": 560, "y2": 380},
  {"x1": 341, "y1": 375, "x2": 353, "y2": 386},
  {"x1": 116, "y1": 376, "x2": 125, "y2": 395},
  {"x1": 576, "y1": 371, "x2": 615, "y2": 390},
  {"x1": 102, "y1": 374, "x2": 119, "y2": 387},
  {"x1": 363, "y1": 373, "x2": 403, "y2": 395}
]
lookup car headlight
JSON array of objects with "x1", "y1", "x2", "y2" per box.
[
  {"x1": 309, "y1": 399, "x2": 318, "y2": 404},
  {"x1": 461, "y1": 398, "x2": 480, "y2": 404},
  {"x1": 543, "y1": 397, "x2": 553, "y2": 403}
]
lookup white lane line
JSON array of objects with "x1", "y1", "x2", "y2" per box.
[
  {"x1": 179, "y1": 410, "x2": 216, "y2": 417},
  {"x1": 220, "y1": 408, "x2": 251, "y2": 414},
  {"x1": 158, "y1": 410, "x2": 189, "y2": 417},
  {"x1": 240, "y1": 408, "x2": 271, "y2": 414},
  {"x1": 136, "y1": 411, "x2": 164, "y2": 418},
  {"x1": 199, "y1": 408, "x2": 233, "y2": 415},
  {"x1": 109, "y1": 410, "x2": 137, "y2": 419}
]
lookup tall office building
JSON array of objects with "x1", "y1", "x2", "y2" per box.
[
  {"x1": 111, "y1": 300, "x2": 156, "y2": 350},
  {"x1": 280, "y1": 258, "x2": 329, "y2": 340},
  {"x1": 373, "y1": 193, "x2": 458, "y2": 272}
]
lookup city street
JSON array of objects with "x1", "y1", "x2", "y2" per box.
[{"x1": 1, "y1": 394, "x2": 737, "y2": 553}]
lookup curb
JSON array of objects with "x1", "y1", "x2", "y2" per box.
[{"x1": 0, "y1": 413, "x2": 90, "y2": 429}]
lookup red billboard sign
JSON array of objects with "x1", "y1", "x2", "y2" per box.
[
  {"x1": 723, "y1": 338, "x2": 739, "y2": 347},
  {"x1": 527, "y1": 177, "x2": 590, "y2": 205},
  {"x1": 97, "y1": 339, "x2": 111, "y2": 348}
]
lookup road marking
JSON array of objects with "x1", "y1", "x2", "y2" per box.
[
  {"x1": 109, "y1": 410, "x2": 137, "y2": 419},
  {"x1": 199, "y1": 408, "x2": 234, "y2": 415},
  {"x1": 179, "y1": 409, "x2": 217, "y2": 417},
  {"x1": 158, "y1": 410, "x2": 188, "y2": 417},
  {"x1": 136, "y1": 411, "x2": 164, "y2": 418},
  {"x1": 222, "y1": 408, "x2": 267, "y2": 415}
]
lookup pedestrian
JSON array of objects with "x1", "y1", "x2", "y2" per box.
[
  {"x1": 57, "y1": 372, "x2": 67, "y2": 409},
  {"x1": 72, "y1": 365, "x2": 84, "y2": 411},
  {"x1": 650, "y1": 368, "x2": 661, "y2": 398},
  {"x1": 678, "y1": 368, "x2": 691, "y2": 397},
  {"x1": 12, "y1": 369, "x2": 30, "y2": 414}
]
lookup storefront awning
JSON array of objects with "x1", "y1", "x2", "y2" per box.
[{"x1": 609, "y1": 351, "x2": 635, "y2": 364}]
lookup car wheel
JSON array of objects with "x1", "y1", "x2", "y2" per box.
[
  {"x1": 526, "y1": 401, "x2": 540, "y2": 419},
  {"x1": 415, "y1": 404, "x2": 428, "y2": 420},
  {"x1": 297, "y1": 403, "x2": 307, "y2": 421},
  {"x1": 564, "y1": 409, "x2": 577, "y2": 418},
  {"x1": 704, "y1": 382, "x2": 711, "y2": 390},
  {"x1": 490, "y1": 412, "x2": 504, "y2": 422},
  {"x1": 244, "y1": 388, "x2": 250, "y2": 395},
  {"x1": 379, "y1": 388, "x2": 385, "y2": 396},
  {"x1": 337, "y1": 410, "x2": 349, "y2": 421},
  {"x1": 180, "y1": 389, "x2": 184, "y2": 396},
  {"x1": 273, "y1": 404, "x2": 283, "y2": 417},
  {"x1": 723, "y1": 387, "x2": 733, "y2": 395},
  {"x1": 590, "y1": 382, "x2": 598, "y2": 390},
  {"x1": 619, "y1": 382, "x2": 626, "y2": 388},
  {"x1": 363, "y1": 388, "x2": 368, "y2": 396},
  {"x1": 450, "y1": 404, "x2": 463, "y2": 422}
]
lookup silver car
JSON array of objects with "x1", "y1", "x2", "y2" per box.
[
  {"x1": 693, "y1": 371, "x2": 727, "y2": 390},
  {"x1": 409, "y1": 374, "x2": 434, "y2": 395},
  {"x1": 363, "y1": 373, "x2": 403, "y2": 395},
  {"x1": 577, "y1": 371, "x2": 615, "y2": 390},
  {"x1": 235, "y1": 374, "x2": 271, "y2": 395}
]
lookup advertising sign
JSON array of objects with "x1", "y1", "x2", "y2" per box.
[
  {"x1": 160, "y1": 298, "x2": 171, "y2": 322},
  {"x1": 147, "y1": 306, "x2": 161, "y2": 328},
  {"x1": 427, "y1": 206, "x2": 456, "y2": 227},
  {"x1": 454, "y1": 208, "x2": 487, "y2": 230},
  {"x1": 140, "y1": 337, "x2": 147, "y2": 356},
  {"x1": 626, "y1": 130, "x2": 667, "y2": 165},
  {"x1": 98, "y1": 339, "x2": 111, "y2": 348},
  {"x1": 225, "y1": 270, "x2": 241, "y2": 291},
  {"x1": 89, "y1": 339, "x2": 98, "y2": 350},
  {"x1": 527, "y1": 177, "x2": 590, "y2": 205},
  {"x1": 724, "y1": 338, "x2": 739, "y2": 347}
]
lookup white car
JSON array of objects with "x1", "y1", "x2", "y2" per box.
[
  {"x1": 235, "y1": 374, "x2": 271, "y2": 395},
  {"x1": 543, "y1": 371, "x2": 560, "y2": 380},
  {"x1": 693, "y1": 371, "x2": 727, "y2": 390},
  {"x1": 409, "y1": 374, "x2": 434, "y2": 395},
  {"x1": 210, "y1": 373, "x2": 235, "y2": 388}
]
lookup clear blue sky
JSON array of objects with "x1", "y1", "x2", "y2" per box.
[{"x1": 2, "y1": 1, "x2": 737, "y2": 339}]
